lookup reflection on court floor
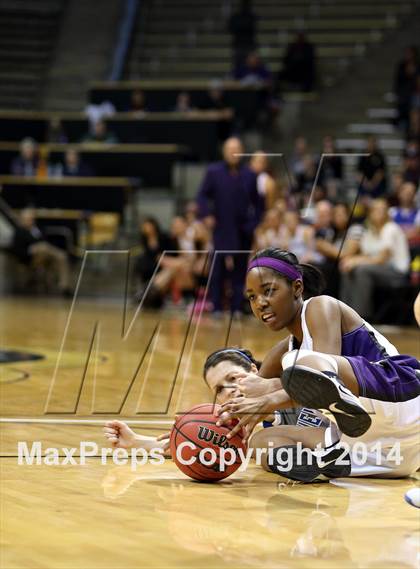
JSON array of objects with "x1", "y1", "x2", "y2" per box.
[{"x1": 1, "y1": 299, "x2": 419, "y2": 569}]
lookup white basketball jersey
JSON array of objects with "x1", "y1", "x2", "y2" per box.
[{"x1": 293, "y1": 298, "x2": 420, "y2": 477}]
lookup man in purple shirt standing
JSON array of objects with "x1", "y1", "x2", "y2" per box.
[{"x1": 196, "y1": 137, "x2": 264, "y2": 314}]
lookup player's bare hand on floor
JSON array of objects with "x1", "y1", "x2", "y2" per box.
[{"x1": 103, "y1": 420, "x2": 138, "y2": 449}]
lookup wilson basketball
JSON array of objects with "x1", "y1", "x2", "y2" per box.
[{"x1": 170, "y1": 403, "x2": 247, "y2": 482}]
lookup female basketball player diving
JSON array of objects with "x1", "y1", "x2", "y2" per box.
[
  {"x1": 215, "y1": 248, "x2": 420, "y2": 481},
  {"x1": 104, "y1": 248, "x2": 420, "y2": 482}
]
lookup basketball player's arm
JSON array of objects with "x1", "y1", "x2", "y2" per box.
[
  {"x1": 258, "y1": 338, "x2": 299, "y2": 408},
  {"x1": 305, "y1": 296, "x2": 342, "y2": 354},
  {"x1": 103, "y1": 421, "x2": 171, "y2": 456},
  {"x1": 229, "y1": 338, "x2": 287, "y2": 394}
]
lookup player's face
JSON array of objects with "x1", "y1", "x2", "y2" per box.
[
  {"x1": 205, "y1": 361, "x2": 257, "y2": 404},
  {"x1": 246, "y1": 267, "x2": 302, "y2": 331}
]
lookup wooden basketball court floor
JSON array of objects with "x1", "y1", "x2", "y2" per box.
[{"x1": 1, "y1": 297, "x2": 419, "y2": 569}]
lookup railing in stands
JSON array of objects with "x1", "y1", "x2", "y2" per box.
[{"x1": 109, "y1": 0, "x2": 139, "y2": 82}]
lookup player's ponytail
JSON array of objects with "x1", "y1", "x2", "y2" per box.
[{"x1": 298, "y1": 262, "x2": 325, "y2": 299}]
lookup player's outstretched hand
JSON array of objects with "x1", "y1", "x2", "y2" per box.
[{"x1": 103, "y1": 420, "x2": 138, "y2": 449}]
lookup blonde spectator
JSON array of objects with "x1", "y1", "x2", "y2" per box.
[
  {"x1": 249, "y1": 151, "x2": 278, "y2": 209},
  {"x1": 273, "y1": 197, "x2": 287, "y2": 220},
  {"x1": 340, "y1": 198, "x2": 410, "y2": 320}
]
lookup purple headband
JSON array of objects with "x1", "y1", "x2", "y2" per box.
[{"x1": 247, "y1": 257, "x2": 302, "y2": 281}]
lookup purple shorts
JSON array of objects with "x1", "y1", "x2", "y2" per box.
[{"x1": 345, "y1": 354, "x2": 420, "y2": 402}]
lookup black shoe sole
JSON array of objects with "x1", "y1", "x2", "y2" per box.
[
  {"x1": 269, "y1": 445, "x2": 351, "y2": 483},
  {"x1": 282, "y1": 366, "x2": 372, "y2": 438}
]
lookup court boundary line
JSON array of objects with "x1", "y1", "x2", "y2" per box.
[{"x1": 0, "y1": 418, "x2": 174, "y2": 425}]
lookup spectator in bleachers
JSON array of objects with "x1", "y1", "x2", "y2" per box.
[
  {"x1": 82, "y1": 119, "x2": 118, "y2": 144},
  {"x1": 280, "y1": 210, "x2": 317, "y2": 263},
  {"x1": 314, "y1": 199, "x2": 334, "y2": 230},
  {"x1": 409, "y1": 74, "x2": 420, "y2": 138},
  {"x1": 171, "y1": 214, "x2": 209, "y2": 258},
  {"x1": 184, "y1": 201, "x2": 200, "y2": 229},
  {"x1": 332, "y1": 202, "x2": 363, "y2": 253},
  {"x1": 394, "y1": 46, "x2": 419, "y2": 131},
  {"x1": 339, "y1": 198, "x2": 410, "y2": 320},
  {"x1": 61, "y1": 148, "x2": 93, "y2": 177},
  {"x1": 196, "y1": 136, "x2": 263, "y2": 315},
  {"x1": 228, "y1": 0, "x2": 257, "y2": 71},
  {"x1": 273, "y1": 196, "x2": 288, "y2": 219},
  {"x1": 250, "y1": 151, "x2": 277, "y2": 209},
  {"x1": 134, "y1": 217, "x2": 173, "y2": 306},
  {"x1": 389, "y1": 181, "x2": 420, "y2": 254},
  {"x1": 234, "y1": 51, "x2": 271, "y2": 85},
  {"x1": 317, "y1": 135, "x2": 343, "y2": 201},
  {"x1": 313, "y1": 199, "x2": 334, "y2": 249},
  {"x1": 390, "y1": 170, "x2": 405, "y2": 199},
  {"x1": 200, "y1": 85, "x2": 233, "y2": 140},
  {"x1": 357, "y1": 136, "x2": 387, "y2": 200},
  {"x1": 170, "y1": 215, "x2": 195, "y2": 252},
  {"x1": 402, "y1": 141, "x2": 420, "y2": 186},
  {"x1": 178, "y1": 207, "x2": 212, "y2": 310},
  {"x1": 289, "y1": 136, "x2": 317, "y2": 202},
  {"x1": 160, "y1": 216, "x2": 199, "y2": 301},
  {"x1": 174, "y1": 92, "x2": 194, "y2": 113},
  {"x1": 46, "y1": 117, "x2": 68, "y2": 144},
  {"x1": 128, "y1": 89, "x2": 148, "y2": 114},
  {"x1": 135, "y1": 215, "x2": 210, "y2": 308},
  {"x1": 315, "y1": 202, "x2": 363, "y2": 297},
  {"x1": 234, "y1": 52, "x2": 278, "y2": 128},
  {"x1": 183, "y1": 202, "x2": 211, "y2": 250},
  {"x1": 253, "y1": 208, "x2": 283, "y2": 250},
  {"x1": 10, "y1": 138, "x2": 39, "y2": 177},
  {"x1": 10, "y1": 208, "x2": 71, "y2": 295},
  {"x1": 202, "y1": 85, "x2": 230, "y2": 114},
  {"x1": 278, "y1": 32, "x2": 316, "y2": 92}
]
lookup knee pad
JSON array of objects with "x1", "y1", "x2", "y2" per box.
[{"x1": 282, "y1": 349, "x2": 338, "y2": 373}]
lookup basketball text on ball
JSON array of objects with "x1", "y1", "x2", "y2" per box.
[{"x1": 197, "y1": 426, "x2": 239, "y2": 450}]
